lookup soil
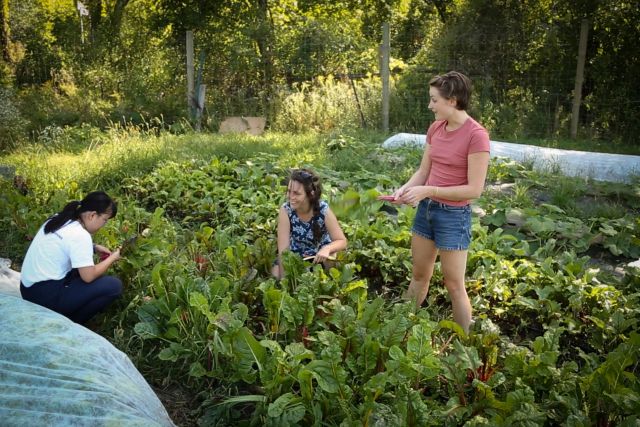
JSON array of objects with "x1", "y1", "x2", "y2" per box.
[{"x1": 153, "y1": 384, "x2": 201, "y2": 427}]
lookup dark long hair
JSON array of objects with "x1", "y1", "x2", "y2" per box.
[
  {"x1": 289, "y1": 168, "x2": 323, "y2": 244},
  {"x1": 44, "y1": 191, "x2": 117, "y2": 234}
]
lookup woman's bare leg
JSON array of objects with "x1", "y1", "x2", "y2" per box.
[
  {"x1": 404, "y1": 234, "x2": 438, "y2": 307},
  {"x1": 439, "y1": 249, "x2": 471, "y2": 333}
]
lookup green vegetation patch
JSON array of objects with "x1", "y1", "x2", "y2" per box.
[{"x1": 1, "y1": 129, "x2": 639, "y2": 425}]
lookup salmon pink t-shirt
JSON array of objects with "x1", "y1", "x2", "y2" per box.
[{"x1": 426, "y1": 118, "x2": 490, "y2": 206}]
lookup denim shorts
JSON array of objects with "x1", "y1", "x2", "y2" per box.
[{"x1": 412, "y1": 198, "x2": 472, "y2": 250}]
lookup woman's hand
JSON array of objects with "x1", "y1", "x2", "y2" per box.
[
  {"x1": 399, "y1": 186, "x2": 430, "y2": 206},
  {"x1": 98, "y1": 247, "x2": 121, "y2": 263},
  {"x1": 94, "y1": 244, "x2": 111, "y2": 256},
  {"x1": 313, "y1": 247, "x2": 332, "y2": 264},
  {"x1": 80, "y1": 248, "x2": 122, "y2": 283},
  {"x1": 94, "y1": 244, "x2": 123, "y2": 262},
  {"x1": 391, "y1": 185, "x2": 407, "y2": 201},
  {"x1": 110, "y1": 248, "x2": 122, "y2": 262}
]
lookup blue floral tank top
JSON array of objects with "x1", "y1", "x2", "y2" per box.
[{"x1": 284, "y1": 200, "x2": 332, "y2": 257}]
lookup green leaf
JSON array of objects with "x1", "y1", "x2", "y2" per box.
[
  {"x1": 189, "y1": 361, "x2": 207, "y2": 378},
  {"x1": 267, "y1": 393, "x2": 305, "y2": 423},
  {"x1": 359, "y1": 297, "x2": 384, "y2": 327},
  {"x1": 298, "y1": 369, "x2": 314, "y2": 402},
  {"x1": 381, "y1": 313, "x2": 410, "y2": 347},
  {"x1": 438, "y1": 319, "x2": 465, "y2": 337},
  {"x1": 303, "y1": 359, "x2": 348, "y2": 395},
  {"x1": 231, "y1": 327, "x2": 266, "y2": 377},
  {"x1": 452, "y1": 340, "x2": 482, "y2": 371},
  {"x1": 158, "y1": 343, "x2": 185, "y2": 362},
  {"x1": 189, "y1": 291, "x2": 215, "y2": 323},
  {"x1": 388, "y1": 345, "x2": 404, "y2": 360},
  {"x1": 133, "y1": 321, "x2": 159, "y2": 339},
  {"x1": 407, "y1": 324, "x2": 434, "y2": 357},
  {"x1": 219, "y1": 394, "x2": 267, "y2": 407}
]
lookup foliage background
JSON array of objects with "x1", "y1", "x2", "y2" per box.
[
  {"x1": 2, "y1": 1, "x2": 640, "y2": 425},
  {"x1": 0, "y1": 0, "x2": 639, "y2": 151}
]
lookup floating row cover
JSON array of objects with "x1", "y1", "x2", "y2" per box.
[
  {"x1": 382, "y1": 133, "x2": 640, "y2": 183},
  {"x1": 0, "y1": 293, "x2": 175, "y2": 427}
]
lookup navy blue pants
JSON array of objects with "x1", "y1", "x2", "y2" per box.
[{"x1": 20, "y1": 269, "x2": 122, "y2": 324}]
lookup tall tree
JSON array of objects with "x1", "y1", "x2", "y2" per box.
[
  {"x1": 82, "y1": 0, "x2": 131, "y2": 44},
  {"x1": 1, "y1": 0, "x2": 10, "y2": 63},
  {"x1": 255, "y1": 0, "x2": 275, "y2": 109}
]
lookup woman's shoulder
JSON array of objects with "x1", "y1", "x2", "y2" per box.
[
  {"x1": 464, "y1": 117, "x2": 490, "y2": 152},
  {"x1": 427, "y1": 120, "x2": 448, "y2": 142},
  {"x1": 319, "y1": 200, "x2": 329, "y2": 214},
  {"x1": 466, "y1": 117, "x2": 489, "y2": 134},
  {"x1": 61, "y1": 220, "x2": 88, "y2": 235},
  {"x1": 282, "y1": 202, "x2": 297, "y2": 219},
  {"x1": 428, "y1": 120, "x2": 447, "y2": 133}
]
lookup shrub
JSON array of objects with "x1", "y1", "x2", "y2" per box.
[{"x1": 0, "y1": 88, "x2": 28, "y2": 150}]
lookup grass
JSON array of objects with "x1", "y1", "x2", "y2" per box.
[
  {"x1": 2, "y1": 130, "x2": 324, "y2": 199},
  {"x1": 1, "y1": 126, "x2": 637, "y2": 265},
  {"x1": 0, "y1": 127, "x2": 399, "y2": 263}
]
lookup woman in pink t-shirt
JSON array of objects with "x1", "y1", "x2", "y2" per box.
[{"x1": 392, "y1": 71, "x2": 490, "y2": 333}]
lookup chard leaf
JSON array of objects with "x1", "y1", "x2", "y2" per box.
[{"x1": 267, "y1": 392, "x2": 305, "y2": 423}]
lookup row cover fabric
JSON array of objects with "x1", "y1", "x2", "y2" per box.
[
  {"x1": 0, "y1": 293, "x2": 175, "y2": 426},
  {"x1": 382, "y1": 133, "x2": 640, "y2": 183},
  {"x1": 0, "y1": 257, "x2": 20, "y2": 297}
]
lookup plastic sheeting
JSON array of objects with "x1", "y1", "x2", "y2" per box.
[
  {"x1": 0, "y1": 293, "x2": 175, "y2": 427},
  {"x1": 382, "y1": 133, "x2": 640, "y2": 183},
  {"x1": 0, "y1": 258, "x2": 20, "y2": 297}
]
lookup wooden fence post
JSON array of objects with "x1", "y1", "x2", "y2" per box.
[
  {"x1": 186, "y1": 30, "x2": 195, "y2": 120},
  {"x1": 570, "y1": 19, "x2": 589, "y2": 139},
  {"x1": 380, "y1": 22, "x2": 390, "y2": 133}
]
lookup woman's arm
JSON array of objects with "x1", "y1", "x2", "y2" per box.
[
  {"x1": 315, "y1": 208, "x2": 347, "y2": 262},
  {"x1": 393, "y1": 144, "x2": 432, "y2": 199},
  {"x1": 275, "y1": 206, "x2": 291, "y2": 277},
  {"x1": 78, "y1": 249, "x2": 121, "y2": 283},
  {"x1": 93, "y1": 244, "x2": 110, "y2": 255},
  {"x1": 400, "y1": 151, "x2": 490, "y2": 204}
]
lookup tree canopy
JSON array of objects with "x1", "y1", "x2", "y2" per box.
[{"x1": 0, "y1": 0, "x2": 638, "y2": 145}]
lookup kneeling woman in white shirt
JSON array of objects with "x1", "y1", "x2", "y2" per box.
[{"x1": 20, "y1": 191, "x2": 122, "y2": 324}]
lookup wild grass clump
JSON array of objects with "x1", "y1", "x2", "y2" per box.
[{"x1": 272, "y1": 75, "x2": 381, "y2": 133}]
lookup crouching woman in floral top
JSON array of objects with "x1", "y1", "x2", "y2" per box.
[{"x1": 272, "y1": 168, "x2": 347, "y2": 279}]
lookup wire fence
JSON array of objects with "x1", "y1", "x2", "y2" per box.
[
  {"x1": 192, "y1": 28, "x2": 638, "y2": 143},
  {"x1": 11, "y1": 14, "x2": 638, "y2": 145}
]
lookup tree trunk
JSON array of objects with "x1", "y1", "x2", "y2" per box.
[
  {"x1": 430, "y1": 0, "x2": 449, "y2": 23},
  {"x1": 82, "y1": 0, "x2": 129, "y2": 48},
  {"x1": 109, "y1": 0, "x2": 130, "y2": 37},
  {"x1": 86, "y1": 0, "x2": 102, "y2": 43},
  {"x1": 0, "y1": 0, "x2": 10, "y2": 62}
]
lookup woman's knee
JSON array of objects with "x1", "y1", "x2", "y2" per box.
[
  {"x1": 411, "y1": 270, "x2": 432, "y2": 283},
  {"x1": 271, "y1": 265, "x2": 282, "y2": 279},
  {"x1": 411, "y1": 260, "x2": 435, "y2": 282},
  {"x1": 96, "y1": 275, "x2": 123, "y2": 297},
  {"x1": 444, "y1": 278, "x2": 467, "y2": 298}
]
